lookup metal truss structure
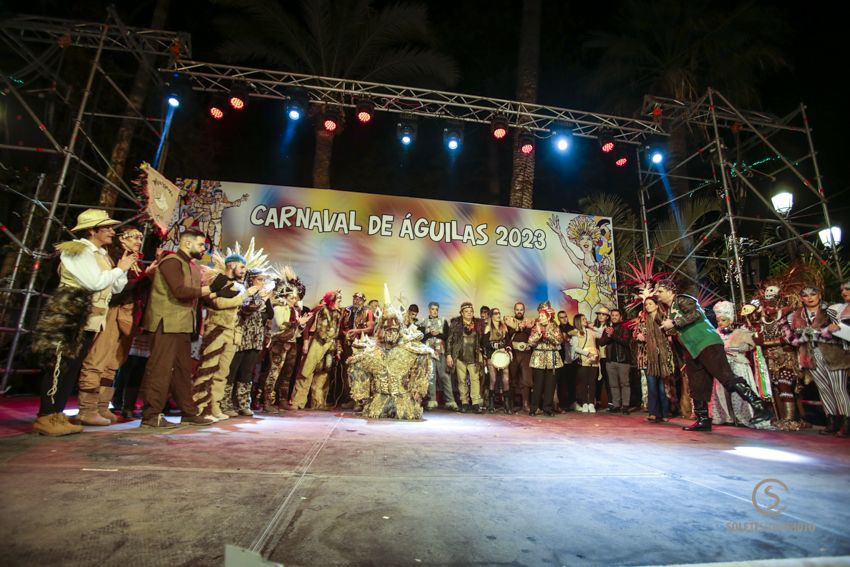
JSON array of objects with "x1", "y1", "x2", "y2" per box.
[
  {"x1": 168, "y1": 61, "x2": 666, "y2": 144},
  {"x1": 636, "y1": 88, "x2": 842, "y2": 304},
  {"x1": 0, "y1": 12, "x2": 840, "y2": 390}
]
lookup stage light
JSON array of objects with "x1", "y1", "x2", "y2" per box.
[
  {"x1": 228, "y1": 85, "x2": 249, "y2": 110},
  {"x1": 396, "y1": 116, "x2": 417, "y2": 146},
  {"x1": 355, "y1": 99, "x2": 375, "y2": 123},
  {"x1": 615, "y1": 154, "x2": 628, "y2": 167},
  {"x1": 163, "y1": 72, "x2": 191, "y2": 110},
  {"x1": 321, "y1": 108, "x2": 342, "y2": 132},
  {"x1": 443, "y1": 122, "x2": 463, "y2": 152},
  {"x1": 599, "y1": 133, "x2": 615, "y2": 153},
  {"x1": 491, "y1": 116, "x2": 509, "y2": 140},
  {"x1": 209, "y1": 105, "x2": 224, "y2": 120},
  {"x1": 771, "y1": 191, "x2": 793, "y2": 216},
  {"x1": 819, "y1": 226, "x2": 842, "y2": 248},
  {"x1": 518, "y1": 131, "x2": 535, "y2": 155},
  {"x1": 647, "y1": 143, "x2": 665, "y2": 165},
  {"x1": 285, "y1": 88, "x2": 308, "y2": 122},
  {"x1": 551, "y1": 124, "x2": 572, "y2": 152}
]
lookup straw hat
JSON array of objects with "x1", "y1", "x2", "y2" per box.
[{"x1": 71, "y1": 209, "x2": 120, "y2": 232}]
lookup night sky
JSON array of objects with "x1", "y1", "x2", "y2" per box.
[{"x1": 2, "y1": 1, "x2": 846, "y2": 237}]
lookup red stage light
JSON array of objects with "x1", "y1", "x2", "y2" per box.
[
  {"x1": 356, "y1": 110, "x2": 372, "y2": 123},
  {"x1": 229, "y1": 96, "x2": 245, "y2": 110},
  {"x1": 520, "y1": 142, "x2": 534, "y2": 154},
  {"x1": 210, "y1": 106, "x2": 224, "y2": 120},
  {"x1": 601, "y1": 141, "x2": 615, "y2": 153},
  {"x1": 323, "y1": 118, "x2": 338, "y2": 132},
  {"x1": 615, "y1": 156, "x2": 628, "y2": 167},
  {"x1": 493, "y1": 127, "x2": 507, "y2": 139}
]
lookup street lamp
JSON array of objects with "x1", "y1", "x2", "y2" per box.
[
  {"x1": 819, "y1": 226, "x2": 842, "y2": 248},
  {"x1": 771, "y1": 191, "x2": 794, "y2": 216}
]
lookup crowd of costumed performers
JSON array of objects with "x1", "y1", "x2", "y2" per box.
[{"x1": 27, "y1": 208, "x2": 850, "y2": 439}]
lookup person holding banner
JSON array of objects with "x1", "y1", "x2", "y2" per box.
[
  {"x1": 76, "y1": 226, "x2": 155, "y2": 426},
  {"x1": 447, "y1": 302, "x2": 485, "y2": 413}
]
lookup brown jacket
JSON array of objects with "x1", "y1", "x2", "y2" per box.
[{"x1": 142, "y1": 251, "x2": 202, "y2": 334}]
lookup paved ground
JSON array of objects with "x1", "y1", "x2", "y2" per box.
[{"x1": 1, "y1": 396, "x2": 849, "y2": 567}]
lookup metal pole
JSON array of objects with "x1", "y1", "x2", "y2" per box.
[
  {"x1": 0, "y1": 174, "x2": 44, "y2": 323},
  {"x1": 1, "y1": 25, "x2": 109, "y2": 394},
  {"x1": 708, "y1": 89, "x2": 747, "y2": 303},
  {"x1": 800, "y1": 104, "x2": 843, "y2": 281}
]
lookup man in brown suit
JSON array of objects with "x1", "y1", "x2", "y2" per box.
[{"x1": 139, "y1": 229, "x2": 228, "y2": 428}]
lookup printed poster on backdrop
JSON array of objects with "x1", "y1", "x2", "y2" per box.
[{"x1": 164, "y1": 180, "x2": 617, "y2": 319}]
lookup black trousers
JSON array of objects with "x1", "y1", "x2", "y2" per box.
[
  {"x1": 38, "y1": 331, "x2": 95, "y2": 416},
  {"x1": 228, "y1": 349, "x2": 261, "y2": 385},
  {"x1": 531, "y1": 368, "x2": 557, "y2": 412},
  {"x1": 557, "y1": 362, "x2": 577, "y2": 409},
  {"x1": 112, "y1": 354, "x2": 148, "y2": 409},
  {"x1": 684, "y1": 343, "x2": 744, "y2": 402}
]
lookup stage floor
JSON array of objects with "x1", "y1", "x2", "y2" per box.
[{"x1": 1, "y1": 396, "x2": 849, "y2": 567}]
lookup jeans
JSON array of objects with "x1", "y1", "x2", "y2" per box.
[{"x1": 646, "y1": 374, "x2": 670, "y2": 419}]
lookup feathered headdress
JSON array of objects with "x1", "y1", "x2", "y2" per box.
[
  {"x1": 269, "y1": 264, "x2": 306, "y2": 300},
  {"x1": 566, "y1": 216, "x2": 602, "y2": 246},
  {"x1": 620, "y1": 254, "x2": 670, "y2": 309},
  {"x1": 211, "y1": 237, "x2": 270, "y2": 275}
]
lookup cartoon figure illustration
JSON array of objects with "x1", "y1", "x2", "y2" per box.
[
  {"x1": 165, "y1": 180, "x2": 249, "y2": 252},
  {"x1": 547, "y1": 214, "x2": 615, "y2": 320}
]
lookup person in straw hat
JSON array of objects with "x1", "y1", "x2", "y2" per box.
[{"x1": 31, "y1": 208, "x2": 137, "y2": 436}]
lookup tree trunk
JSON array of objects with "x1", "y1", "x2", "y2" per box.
[
  {"x1": 508, "y1": 0, "x2": 541, "y2": 209},
  {"x1": 312, "y1": 129, "x2": 334, "y2": 188},
  {"x1": 98, "y1": 0, "x2": 170, "y2": 208}
]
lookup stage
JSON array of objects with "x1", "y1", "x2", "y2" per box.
[{"x1": 1, "y1": 397, "x2": 849, "y2": 566}]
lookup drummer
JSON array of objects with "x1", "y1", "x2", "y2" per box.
[{"x1": 481, "y1": 308, "x2": 512, "y2": 414}]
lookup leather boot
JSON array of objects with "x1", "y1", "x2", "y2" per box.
[
  {"x1": 732, "y1": 382, "x2": 771, "y2": 424},
  {"x1": 33, "y1": 413, "x2": 82, "y2": 436},
  {"x1": 236, "y1": 383, "x2": 254, "y2": 416},
  {"x1": 221, "y1": 383, "x2": 238, "y2": 417},
  {"x1": 835, "y1": 416, "x2": 850, "y2": 438},
  {"x1": 820, "y1": 414, "x2": 840, "y2": 435},
  {"x1": 76, "y1": 392, "x2": 111, "y2": 426},
  {"x1": 122, "y1": 386, "x2": 139, "y2": 419},
  {"x1": 503, "y1": 389, "x2": 513, "y2": 414},
  {"x1": 834, "y1": 416, "x2": 849, "y2": 438},
  {"x1": 98, "y1": 386, "x2": 119, "y2": 423},
  {"x1": 487, "y1": 391, "x2": 495, "y2": 413},
  {"x1": 683, "y1": 400, "x2": 712, "y2": 431},
  {"x1": 520, "y1": 387, "x2": 530, "y2": 414}
]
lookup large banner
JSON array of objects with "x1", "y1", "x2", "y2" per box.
[{"x1": 167, "y1": 180, "x2": 617, "y2": 319}]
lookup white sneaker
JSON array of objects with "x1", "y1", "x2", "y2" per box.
[
  {"x1": 576, "y1": 404, "x2": 586, "y2": 413},
  {"x1": 586, "y1": 404, "x2": 596, "y2": 413}
]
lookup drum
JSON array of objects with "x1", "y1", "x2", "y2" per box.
[{"x1": 490, "y1": 349, "x2": 511, "y2": 369}]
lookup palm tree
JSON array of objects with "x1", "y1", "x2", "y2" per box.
[
  {"x1": 213, "y1": 0, "x2": 458, "y2": 189},
  {"x1": 581, "y1": 1, "x2": 787, "y2": 285},
  {"x1": 508, "y1": 0, "x2": 540, "y2": 209},
  {"x1": 98, "y1": 0, "x2": 172, "y2": 209}
]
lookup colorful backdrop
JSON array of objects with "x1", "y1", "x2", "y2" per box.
[{"x1": 169, "y1": 180, "x2": 618, "y2": 319}]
